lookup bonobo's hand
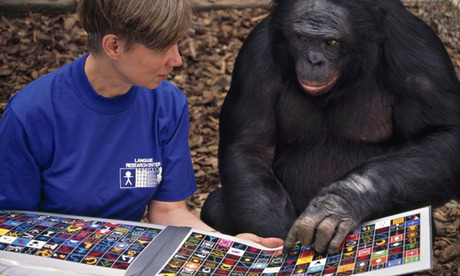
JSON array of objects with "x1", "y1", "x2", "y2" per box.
[{"x1": 284, "y1": 192, "x2": 364, "y2": 254}]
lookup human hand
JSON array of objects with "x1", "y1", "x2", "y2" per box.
[
  {"x1": 236, "y1": 233, "x2": 284, "y2": 248},
  {"x1": 283, "y1": 192, "x2": 363, "y2": 254}
]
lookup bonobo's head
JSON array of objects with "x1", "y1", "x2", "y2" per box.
[
  {"x1": 287, "y1": 0, "x2": 351, "y2": 95},
  {"x1": 271, "y1": 0, "x2": 362, "y2": 96}
]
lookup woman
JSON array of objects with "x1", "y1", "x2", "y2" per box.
[{"x1": 0, "y1": 0, "x2": 282, "y2": 248}]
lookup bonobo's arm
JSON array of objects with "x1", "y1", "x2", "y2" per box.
[
  {"x1": 218, "y1": 17, "x2": 296, "y2": 237},
  {"x1": 284, "y1": 7, "x2": 460, "y2": 254}
]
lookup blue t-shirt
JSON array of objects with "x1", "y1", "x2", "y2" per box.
[{"x1": 0, "y1": 54, "x2": 197, "y2": 221}]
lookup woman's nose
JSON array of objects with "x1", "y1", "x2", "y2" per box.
[{"x1": 166, "y1": 44, "x2": 183, "y2": 67}]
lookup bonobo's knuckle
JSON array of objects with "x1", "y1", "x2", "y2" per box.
[
  {"x1": 314, "y1": 242, "x2": 327, "y2": 253},
  {"x1": 327, "y1": 244, "x2": 341, "y2": 255},
  {"x1": 328, "y1": 238, "x2": 342, "y2": 253},
  {"x1": 312, "y1": 195, "x2": 345, "y2": 215},
  {"x1": 297, "y1": 215, "x2": 316, "y2": 229},
  {"x1": 316, "y1": 219, "x2": 335, "y2": 236},
  {"x1": 337, "y1": 219, "x2": 357, "y2": 234}
]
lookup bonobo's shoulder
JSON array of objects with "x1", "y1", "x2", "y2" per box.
[
  {"x1": 243, "y1": 15, "x2": 271, "y2": 43},
  {"x1": 238, "y1": 16, "x2": 272, "y2": 56}
]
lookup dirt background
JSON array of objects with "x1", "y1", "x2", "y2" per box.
[{"x1": 0, "y1": 2, "x2": 459, "y2": 275}]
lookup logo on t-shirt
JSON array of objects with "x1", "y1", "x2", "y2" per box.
[{"x1": 119, "y1": 158, "x2": 162, "y2": 188}]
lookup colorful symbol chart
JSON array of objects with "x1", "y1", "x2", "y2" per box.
[
  {"x1": 158, "y1": 211, "x2": 427, "y2": 275},
  {"x1": 0, "y1": 211, "x2": 163, "y2": 270}
]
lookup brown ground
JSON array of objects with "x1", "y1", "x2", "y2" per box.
[{"x1": 0, "y1": 6, "x2": 459, "y2": 276}]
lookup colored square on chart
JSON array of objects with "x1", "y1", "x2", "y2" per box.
[
  {"x1": 357, "y1": 248, "x2": 372, "y2": 257},
  {"x1": 406, "y1": 218, "x2": 420, "y2": 227},
  {"x1": 404, "y1": 255, "x2": 420, "y2": 264},
  {"x1": 296, "y1": 255, "x2": 313, "y2": 265},
  {"x1": 388, "y1": 257, "x2": 403, "y2": 267},
  {"x1": 326, "y1": 255, "x2": 341, "y2": 263},
  {"x1": 346, "y1": 230, "x2": 360, "y2": 241},
  {"x1": 406, "y1": 231, "x2": 419, "y2": 239},
  {"x1": 390, "y1": 234, "x2": 404, "y2": 243},
  {"x1": 12, "y1": 237, "x2": 30, "y2": 246},
  {"x1": 404, "y1": 248, "x2": 420, "y2": 258},
  {"x1": 392, "y1": 217, "x2": 405, "y2": 225},
  {"x1": 307, "y1": 264, "x2": 324, "y2": 273},
  {"x1": 0, "y1": 236, "x2": 16, "y2": 244},
  {"x1": 337, "y1": 263, "x2": 355, "y2": 273},
  {"x1": 370, "y1": 256, "x2": 387, "y2": 266},
  {"x1": 6, "y1": 245, "x2": 24, "y2": 252}
]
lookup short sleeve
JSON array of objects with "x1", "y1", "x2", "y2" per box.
[
  {"x1": 152, "y1": 94, "x2": 197, "y2": 201},
  {"x1": 0, "y1": 105, "x2": 42, "y2": 210}
]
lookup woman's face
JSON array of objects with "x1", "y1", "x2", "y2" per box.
[{"x1": 114, "y1": 43, "x2": 183, "y2": 90}]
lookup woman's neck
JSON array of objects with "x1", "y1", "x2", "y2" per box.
[{"x1": 84, "y1": 53, "x2": 132, "y2": 98}]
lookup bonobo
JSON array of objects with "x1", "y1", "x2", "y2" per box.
[{"x1": 201, "y1": 0, "x2": 460, "y2": 254}]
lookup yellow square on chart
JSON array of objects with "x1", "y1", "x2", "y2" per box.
[
  {"x1": 337, "y1": 263, "x2": 355, "y2": 273},
  {"x1": 296, "y1": 255, "x2": 313, "y2": 265}
]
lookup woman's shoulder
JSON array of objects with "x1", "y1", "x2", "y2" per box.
[
  {"x1": 5, "y1": 62, "x2": 84, "y2": 128},
  {"x1": 148, "y1": 81, "x2": 188, "y2": 107},
  {"x1": 8, "y1": 57, "x2": 83, "y2": 113}
]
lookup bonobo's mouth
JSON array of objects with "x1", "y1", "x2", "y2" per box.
[{"x1": 299, "y1": 76, "x2": 338, "y2": 95}]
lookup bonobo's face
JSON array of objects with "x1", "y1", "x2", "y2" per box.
[{"x1": 285, "y1": 0, "x2": 350, "y2": 95}]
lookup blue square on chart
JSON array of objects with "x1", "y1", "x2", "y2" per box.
[
  {"x1": 120, "y1": 169, "x2": 136, "y2": 188},
  {"x1": 387, "y1": 259, "x2": 402, "y2": 267}
]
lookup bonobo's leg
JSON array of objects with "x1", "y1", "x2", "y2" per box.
[{"x1": 201, "y1": 188, "x2": 237, "y2": 235}]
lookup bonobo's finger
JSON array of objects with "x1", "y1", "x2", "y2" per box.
[
  {"x1": 284, "y1": 216, "x2": 316, "y2": 252},
  {"x1": 313, "y1": 217, "x2": 338, "y2": 253},
  {"x1": 283, "y1": 223, "x2": 299, "y2": 252},
  {"x1": 327, "y1": 219, "x2": 356, "y2": 254}
]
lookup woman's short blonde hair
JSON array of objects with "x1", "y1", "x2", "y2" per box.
[{"x1": 77, "y1": 0, "x2": 192, "y2": 55}]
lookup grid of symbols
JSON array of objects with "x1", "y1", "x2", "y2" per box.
[
  {"x1": 159, "y1": 213, "x2": 421, "y2": 275},
  {"x1": 0, "y1": 211, "x2": 163, "y2": 270}
]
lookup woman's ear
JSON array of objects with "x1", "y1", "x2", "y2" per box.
[{"x1": 101, "y1": 34, "x2": 122, "y2": 59}]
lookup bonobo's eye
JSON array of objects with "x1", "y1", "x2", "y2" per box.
[
  {"x1": 297, "y1": 35, "x2": 310, "y2": 43},
  {"x1": 325, "y1": 39, "x2": 339, "y2": 46}
]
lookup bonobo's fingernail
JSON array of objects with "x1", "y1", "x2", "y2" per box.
[
  {"x1": 328, "y1": 248, "x2": 339, "y2": 255},
  {"x1": 282, "y1": 245, "x2": 291, "y2": 254}
]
